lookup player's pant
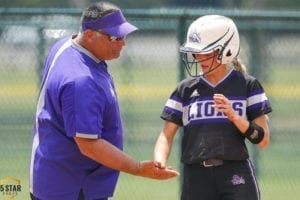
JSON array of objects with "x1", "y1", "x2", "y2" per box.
[{"x1": 181, "y1": 159, "x2": 260, "y2": 200}]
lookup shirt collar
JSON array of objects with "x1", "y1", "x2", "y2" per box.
[{"x1": 71, "y1": 35, "x2": 102, "y2": 63}]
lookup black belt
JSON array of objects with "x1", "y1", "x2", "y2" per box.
[{"x1": 199, "y1": 159, "x2": 243, "y2": 167}]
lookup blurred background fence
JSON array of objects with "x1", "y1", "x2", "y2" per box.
[{"x1": 0, "y1": 7, "x2": 300, "y2": 199}]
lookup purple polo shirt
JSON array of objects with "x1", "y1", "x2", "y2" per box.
[{"x1": 30, "y1": 36, "x2": 123, "y2": 200}]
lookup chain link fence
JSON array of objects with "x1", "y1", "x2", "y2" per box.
[{"x1": 0, "y1": 8, "x2": 300, "y2": 200}]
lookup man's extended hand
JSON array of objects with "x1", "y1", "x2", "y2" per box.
[{"x1": 135, "y1": 160, "x2": 180, "y2": 180}]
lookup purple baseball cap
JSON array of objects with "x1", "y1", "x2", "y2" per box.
[{"x1": 81, "y1": 10, "x2": 138, "y2": 38}]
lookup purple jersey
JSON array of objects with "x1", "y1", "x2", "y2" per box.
[{"x1": 30, "y1": 37, "x2": 123, "y2": 199}]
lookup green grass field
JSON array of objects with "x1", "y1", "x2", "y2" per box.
[{"x1": 1, "y1": 65, "x2": 300, "y2": 200}]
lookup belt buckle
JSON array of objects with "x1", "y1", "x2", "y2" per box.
[{"x1": 203, "y1": 160, "x2": 214, "y2": 167}]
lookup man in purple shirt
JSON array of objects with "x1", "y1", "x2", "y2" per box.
[{"x1": 29, "y1": 2, "x2": 179, "y2": 200}]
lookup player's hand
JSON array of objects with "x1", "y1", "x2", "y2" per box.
[
  {"x1": 155, "y1": 161, "x2": 174, "y2": 170},
  {"x1": 136, "y1": 160, "x2": 180, "y2": 180},
  {"x1": 213, "y1": 93, "x2": 236, "y2": 121}
]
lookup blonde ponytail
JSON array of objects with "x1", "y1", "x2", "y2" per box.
[{"x1": 232, "y1": 58, "x2": 247, "y2": 74}]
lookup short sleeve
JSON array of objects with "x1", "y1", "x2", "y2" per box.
[
  {"x1": 160, "y1": 88, "x2": 184, "y2": 126},
  {"x1": 61, "y1": 77, "x2": 105, "y2": 138},
  {"x1": 246, "y1": 78, "x2": 272, "y2": 121}
]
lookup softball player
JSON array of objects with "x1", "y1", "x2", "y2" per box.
[{"x1": 154, "y1": 15, "x2": 272, "y2": 200}]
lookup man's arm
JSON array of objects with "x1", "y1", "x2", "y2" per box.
[{"x1": 74, "y1": 137, "x2": 179, "y2": 179}]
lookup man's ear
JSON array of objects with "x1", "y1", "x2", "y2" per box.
[{"x1": 83, "y1": 29, "x2": 95, "y2": 39}]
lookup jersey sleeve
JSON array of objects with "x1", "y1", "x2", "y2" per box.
[
  {"x1": 246, "y1": 78, "x2": 272, "y2": 121},
  {"x1": 61, "y1": 77, "x2": 105, "y2": 139},
  {"x1": 160, "y1": 88, "x2": 184, "y2": 126}
]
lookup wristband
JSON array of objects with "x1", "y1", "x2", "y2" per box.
[{"x1": 244, "y1": 122, "x2": 265, "y2": 144}]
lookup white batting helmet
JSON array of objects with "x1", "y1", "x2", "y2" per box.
[{"x1": 180, "y1": 15, "x2": 240, "y2": 65}]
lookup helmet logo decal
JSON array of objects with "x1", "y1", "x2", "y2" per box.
[{"x1": 188, "y1": 29, "x2": 201, "y2": 43}]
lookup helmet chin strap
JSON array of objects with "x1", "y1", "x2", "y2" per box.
[{"x1": 201, "y1": 54, "x2": 223, "y2": 77}]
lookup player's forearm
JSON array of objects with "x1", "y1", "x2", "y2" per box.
[
  {"x1": 154, "y1": 122, "x2": 179, "y2": 165},
  {"x1": 253, "y1": 115, "x2": 270, "y2": 148},
  {"x1": 154, "y1": 133, "x2": 172, "y2": 165},
  {"x1": 230, "y1": 114, "x2": 270, "y2": 148},
  {"x1": 229, "y1": 113, "x2": 249, "y2": 133},
  {"x1": 75, "y1": 137, "x2": 139, "y2": 175}
]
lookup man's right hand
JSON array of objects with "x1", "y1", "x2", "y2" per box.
[{"x1": 136, "y1": 160, "x2": 180, "y2": 180}]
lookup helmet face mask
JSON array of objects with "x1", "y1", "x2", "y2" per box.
[
  {"x1": 182, "y1": 51, "x2": 218, "y2": 77},
  {"x1": 180, "y1": 15, "x2": 240, "y2": 77},
  {"x1": 182, "y1": 52, "x2": 200, "y2": 77}
]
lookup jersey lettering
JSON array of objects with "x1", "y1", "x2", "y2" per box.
[
  {"x1": 232, "y1": 102, "x2": 244, "y2": 116},
  {"x1": 184, "y1": 100, "x2": 246, "y2": 125}
]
